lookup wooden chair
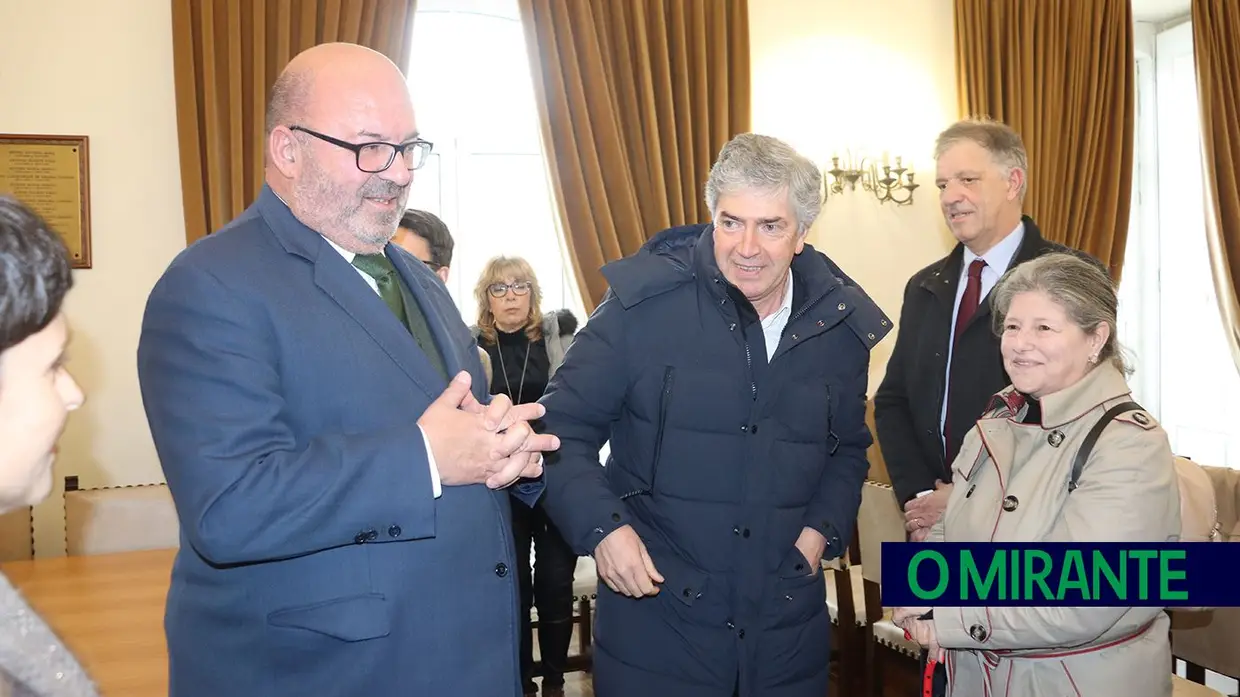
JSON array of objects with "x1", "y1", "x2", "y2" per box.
[
  {"x1": 0, "y1": 507, "x2": 33, "y2": 562},
  {"x1": 530, "y1": 554, "x2": 596, "y2": 677},
  {"x1": 1171, "y1": 464, "x2": 1240, "y2": 695},
  {"x1": 857, "y1": 479, "x2": 921, "y2": 696},
  {"x1": 63, "y1": 476, "x2": 180, "y2": 556}
]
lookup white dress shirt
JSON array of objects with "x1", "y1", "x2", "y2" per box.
[
  {"x1": 938, "y1": 222, "x2": 1026, "y2": 448},
  {"x1": 760, "y1": 271, "x2": 795, "y2": 362},
  {"x1": 321, "y1": 235, "x2": 443, "y2": 498}
]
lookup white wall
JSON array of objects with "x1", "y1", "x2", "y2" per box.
[
  {"x1": 0, "y1": 0, "x2": 186, "y2": 557},
  {"x1": 749, "y1": 0, "x2": 960, "y2": 393}
]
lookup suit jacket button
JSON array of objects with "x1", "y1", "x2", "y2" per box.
[
  {"x1": 1002, "y1": 495, "x2": 1019, "y2": 512},
  {"x1": 969, "y1": 624, "x2": 989, "y2": 642},
  {"x1": 366, "y1": 529, "x2": 378, "y2": 541},
  {"x1": 611, "y1": 512, "x2": 622, "y2": 523},
  {"x1": 495, "y1": 563, "x2": 509, "y2": 577},
  {"x1": 388, "y1": 525, "x2": 402, "y2": 538},
  {"x1": 354, "y1": 531, "x2": 368, "y2": 544}
]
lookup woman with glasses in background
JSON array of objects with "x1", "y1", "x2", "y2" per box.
[{"x1": 472, "y1": 256, "x2": 578, "y2": 697}]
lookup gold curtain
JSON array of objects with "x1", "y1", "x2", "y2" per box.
[
  {"x1": 1192, "y1": 0, "x2": 1240, "y2": 371},
  {"x1": 171, "y1": 0, "x2": 417, "y2": 246},
  {"x1": 954, "y1": 0, "x2": 1134, "y2": 281},
  {"x1": 518, "y1": 0, "x2": 750, "y2": 311}
]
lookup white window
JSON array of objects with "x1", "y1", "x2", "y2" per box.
[
  {"x1": 1120, "y1": 19, "x2": 1240, "y2": 472},
  {"x1": 405, "y1": 0, "x2": 586, "y2": 326}
]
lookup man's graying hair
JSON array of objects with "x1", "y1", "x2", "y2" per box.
[
  {"x1": 990, "y1": 252, "x2": 1130, "y2": 376},
  {"x1": 265, "y1": 69, "x2": 313, "y2": 139},
  {"x1": 704, "y1": 133, "x2": 823, "y2": 235}
]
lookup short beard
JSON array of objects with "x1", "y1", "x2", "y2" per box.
[{"x1": 291, "y1": 153, "x2": 407, "y2": 251}]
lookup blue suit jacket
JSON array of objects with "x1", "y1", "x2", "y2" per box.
[{"x1": 137, "y1": 186, "x2": 542, "y2": 697}]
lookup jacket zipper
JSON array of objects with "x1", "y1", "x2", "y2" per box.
[{"x1": 620, "y1": 365, "x2": 675, "y2": 500}]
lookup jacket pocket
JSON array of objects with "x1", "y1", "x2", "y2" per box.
[
  {"x1": 268, "y1": 592, "x2": 391, "y2": 642},
  {"x1": 622, "y1": 365, "x2": 675, "y2": 500}
]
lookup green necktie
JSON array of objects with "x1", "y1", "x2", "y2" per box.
[{"x1": 352, "y1": 253, "x2": 448, "y2": 380}]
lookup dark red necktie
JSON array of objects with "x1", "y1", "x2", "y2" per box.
[{"x1": 944, "y1": 258, "x2": 987, "y2": 465}]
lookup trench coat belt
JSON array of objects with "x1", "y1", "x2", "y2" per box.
[{"x1": 979, "y1": 618, "x2": 1156, "y2": 667}]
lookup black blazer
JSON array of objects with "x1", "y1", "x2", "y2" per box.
[{"x1": 873, "y1": 216, "x2": 1099, "y2": 504}]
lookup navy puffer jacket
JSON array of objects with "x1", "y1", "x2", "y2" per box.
[{"x1": 538, "y1": 224, "x2": 892, "y2": 696}]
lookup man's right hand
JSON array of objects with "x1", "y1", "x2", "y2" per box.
[
  {"x1": 594, "y1": 525, "x2": 664, "y2": 598},
  {"x1": 418, "y1": 371, "x2": 560, "y2": 488}
]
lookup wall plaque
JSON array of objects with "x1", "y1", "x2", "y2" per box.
[{"x1": 0, "y1": 134, "x2": 91, "y2": 268}]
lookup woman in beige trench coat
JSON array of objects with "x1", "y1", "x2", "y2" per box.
[{"x1": 895, "y1": 252, "x2": 1181, "y2": 697}]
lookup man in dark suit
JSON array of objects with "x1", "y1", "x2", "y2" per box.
[
  {"x1": 137, "y1": 42, "x2": 558, "y2": 697},
  {"x1": 874, "y1": 118, "x2": 1088, "y2": 541}
]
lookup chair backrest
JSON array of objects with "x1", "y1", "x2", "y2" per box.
[
  {"x1": 1200, "y1": 464, "x2": 1240, "y2": 542},
  {"x1": 64, "y1": 481, "x2": 181, "y2": 556},
  {"x1": 0, "y1": 507, "x2": 33, "y2": 562},
  {"x1": 857, "y1": 480, "x2": 905, "y2": 585},
  {"x1": 1175, "y1": 457, "x2": 1224, "y2": 543}
]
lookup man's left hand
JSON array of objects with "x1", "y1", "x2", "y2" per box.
[
  {"x1": 793, "y1": 527, "x2": 827, "y2": 573},
  {"x1": 904, "y1": 480, "x2": 951, "y2": 534}
]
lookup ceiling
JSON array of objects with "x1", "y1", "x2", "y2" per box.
[{"x1": 1131, "y1": 0, "x2": 1191, "y2": 23}]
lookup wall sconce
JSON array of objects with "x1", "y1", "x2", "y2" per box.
[{"x1": 825, "y1": 150, "x2": 919, "y2": 206}]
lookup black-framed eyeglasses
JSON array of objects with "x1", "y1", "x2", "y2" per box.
[
  {"x1": 289, "y1": 126, "x2": 433, "y2": 173},
  {"x1": 488, "y1": 281, "x2": 532, "y2": 298}
]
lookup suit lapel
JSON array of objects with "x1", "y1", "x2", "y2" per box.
[
  {"x1": 313, "y1": 247, "x2": 442, "y2": 400},
  {"x1": 389, "y1": 249, "x2": 465, "y2": 381}
]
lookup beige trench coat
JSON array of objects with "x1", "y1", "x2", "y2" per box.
[{"x1": 927, "y1": 363, "x2": 1181, "y2": 697}]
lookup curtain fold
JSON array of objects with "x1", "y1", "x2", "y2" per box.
[
  {"x1": 171, "y1": 0, "x2": 417, "y2": 246},
  {"x1": 1192, "y1": 0, "x2": 1240, "y2": 371},
  {"x1": 954, "y1": 0, "x2": 1134, "y2": 282},
  {"x1": 518, "y1": 0, "x2": 750, "y2": 311}
]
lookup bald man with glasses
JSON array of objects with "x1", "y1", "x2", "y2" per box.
[{"x1": 138, "y1": 42, "x2": 558, "y2": 697}]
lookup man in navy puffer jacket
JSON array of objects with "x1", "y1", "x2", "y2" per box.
[{"x1": 537, "y1": 133, "x2": 893, "y2": 697}]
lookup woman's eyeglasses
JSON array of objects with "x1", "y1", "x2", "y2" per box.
[{"x1": 488, "y1": 281, "x2": 532, "y2": 298}]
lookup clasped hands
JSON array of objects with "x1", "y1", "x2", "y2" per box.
[
  {"x1": 419, "y1": 371, "x2": 561, "y2": 489},
  {"x1": 892, "y1": 606, "x2": 945, "y2": 662},
  {"x1": 904, "y1": 479, "x2": 951, "y2": 542}
]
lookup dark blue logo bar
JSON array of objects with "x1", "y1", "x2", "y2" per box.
[{"x1": 880, "y1": 543, "x2": 1240, "y2": 607}]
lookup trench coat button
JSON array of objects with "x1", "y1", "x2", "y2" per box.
[
  {"x1": 734, "y1": 526, "x2": 742, "y2": 535},
  {"x1": 366, "y1": 529, "x2": 378, "y2": 541},
  {"x1": 1048, "y1": 430, "x2": 1065, "y2": 447},
  {"x1": 1002, "y1": 495, "x2": 1019, "y2": 512},
  {"x1": 683, "y1": 587, "x2": 692, "y2": 598},
  {"x1": 791, "y1": 333, "x2": 798, "y2": 340},
  {"x1": 743, "y1": 528, "x2": 750, "y2": 538},
  {"x1": 611, "y1": 512, "x2": 622, "y2": 522},
  {"x1": 740, "y1": 425, "x2": 748, "y2": 432},
  {"x1": 1133, "y1": 412, "x2": 1150, "y2": 425},
  {"x1": 817, "y1": 320, "x2": 825, "y2": 327},
  {"x1": 388, "y1": 525, "x2": 402, "y2": 538},
  {"x1": 795, "y1": 562, "x2": 805, "y2": 572},
  {"x1": 719, "y1": 298, "x2": 726, "y2": 305},
  {"x1": 495, "y1": 563, "x2": 509, "y2": 577},
  {"x1": 881, "y1": 319, "x2": 889, "y2": 326},
  {"x1": 726, "y1": 620, "x2": 735, "y2": 629},
  {"x1": 729, "y1": 323, "x2": 736, "y2": 331},
  {"x1": 354, "y1": 531, "x2": 368, "y2": 544},
  {"x1": 969, "y1": 624, "x2": 988, "y2": 642},
  {"x1": 750, "y1": 424, "x2": 759, "y2": 434},
  {"x1": 867, "y1": 333, "x2": 876, "y2": 340},
  {"x1": 838, "y1": 303, "x2": 846, "y2": 311},
  {"x1": 738, "y1": 629, "x2": 746, "y2": 639}
]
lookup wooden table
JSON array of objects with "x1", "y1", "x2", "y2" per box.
[{"x1": 2, "y1": 548, "x2": 174, "y2": 697}]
